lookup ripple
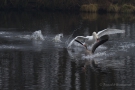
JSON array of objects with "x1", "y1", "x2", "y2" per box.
[
  {"x1": 0, "y1": 45, "x2": 23, "y2": 50},
  {"x1": 82, "y1": 51, "x2": 115, "y2": 60},
  {"x1": 0, "y1": 31, "x2": 13, "y2": 35},
  {"x1": 118, "y1": 42, "x2": 135, "y2": 52},
  {"x1": 16, "y1": 35, "x2": 33, "y2": 40}
]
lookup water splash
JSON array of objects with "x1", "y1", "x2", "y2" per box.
[
  {"x1": 87, "y1": 45, "x2": 107, "y2": 51},
  {"x1": 0, "y1": 45, "x2": 23, "y2": 50},
  {"x1": 53, "y1": 33, "x2": 63, "y2": 42},
  {"x1": 82, "y1": 51, "x2": 115, "y2": 60},
  {"x1": 0, "y1": 31, "x2": 13, "y2": 35},
  {"x1": 81, "y1": 42, "x2": 135, "y2": 60},
  {"x1": 118, "y1": 42, "x2": 135, "y2": 52},
  {"x1": 0, "y1": 30, "x2": 45, "y2": 41},
  {"x1": 31, "y1": 30, "x2": 45, "y2": 40},
  {"x1": 65, "y1": 22, "x2": 82, "y2": 45},
  {"x1": 19, "y1": 35, "x2": 31, "y2": 39}
]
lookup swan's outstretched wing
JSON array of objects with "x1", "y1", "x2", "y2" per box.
[
  {"x1": 67, "y1": 36, "x2": 87, "y2": 48},
  {"x1": 97, "y1": 28, "x2": 125, "y2": 38},
  {"x1": 91, "y1": 35, "x2": 109, "y2": 53}
]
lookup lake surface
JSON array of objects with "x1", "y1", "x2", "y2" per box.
[{"x1": 0, "y1": 11, "x2": 135, "y2": 90}]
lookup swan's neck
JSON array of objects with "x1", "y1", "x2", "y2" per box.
[{"x1": 92, "y1": 32, "x2": 98, "y2": 41}]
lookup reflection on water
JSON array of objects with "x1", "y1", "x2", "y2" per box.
[{"x1": 0, "y1": 12, "x2": 135, "y2": 90}]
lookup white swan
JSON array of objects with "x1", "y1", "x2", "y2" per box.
[
  {"x1": 53, "y1": 33, "x2": 63, "y2": 42},
  {"x1": 68, "y1": 35, "x2": 109, "y2": 57},
  {"x1": 76, "y1": 35, "x2": 109, "y2": 54},
  {"x1": 67, "y1": 28, "x2": 125, "y2": 48},
  {"x1": 31, "y1": 30, "x2": 44, "y2": 40}
]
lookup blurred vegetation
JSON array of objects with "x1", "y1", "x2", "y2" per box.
[
  {"x1": 80, "y1": 4, "x2": 98, "y2": 13},
  {"x1": 0, "y1": 0, "x2": 135, "y2": 13},
  {"x1": 81, "y1": 13, "x2": 98, "y2": 21},
  {"x1": 120, "y1": 4, "x2": 135, "y2": 13},
  {"x1": 107, "y1": 4, "x2": 119, "y2": 13}
]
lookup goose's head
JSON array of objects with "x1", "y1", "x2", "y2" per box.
[{"x1": 92, "y1": 32, "x2": 99, "y2": 41}]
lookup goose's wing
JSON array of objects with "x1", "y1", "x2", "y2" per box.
[
  {"x1": 97, "y1": 28, "x2": 125, "y2": 38},
  {"x1": 67, "y1": 36, "x2": 87, "y2": 48}
]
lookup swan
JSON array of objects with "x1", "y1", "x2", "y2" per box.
[
  {"x1": 67, "y1": 28, "x2": 125, "y2": 48},
  {"x1": 53, "y1": 33, "x2": 63, "y2": 42},
  {"x1": 31, "y1": 30, "x2": 44, "y2": 40},
  {"x1": 74, "y1": 35, "x2": 109, "y2": 54},
  {"x1": 67, "y1": 35, "x2": 109, "y2": 60}
]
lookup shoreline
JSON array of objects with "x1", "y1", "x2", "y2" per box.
[
  {"x1": 0, "y1": 1, "x2": 135, "y2": 13},
  {"x1": 1, "y1": 4, "x2": 135, "y2": 14}
]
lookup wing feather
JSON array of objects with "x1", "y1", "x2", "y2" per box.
[
  {"x1": 97, "y1": 28, "x2": 125, "y2": 38},
  {"x1": 67, "y1": 36, "x2": 87, "y2": 48}
]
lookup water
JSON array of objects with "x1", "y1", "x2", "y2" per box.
[{"x1": 0, "y1": 11, "x2": 135, "y2": 90}]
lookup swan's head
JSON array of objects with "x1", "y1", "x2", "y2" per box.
[{"x1": 92, "y1": 32, "x2": 98, "y2": 41}]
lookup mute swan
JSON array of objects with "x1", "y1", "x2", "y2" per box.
[
  {"x1": 74, "y1": 35, "x2": 109, "y2": 54},
  {"x1": 53, "y1": 33, "x2": 63, "y2": 42},
  {"x1": 67, "y1": 28, "x2": 125, "y2": 48},
  {"x1": 31, "y1": 30, "x2": 44, "y2": 40}
]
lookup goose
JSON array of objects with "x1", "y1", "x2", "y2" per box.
[
  {"x1": 53, "y1": 33, "x2": 63, "y2": 42},
  {"x1": 67, "y1": 28, "x2": 125, "y2": 48},
  {"x1": 31, "y1": 30, "x2": 44, "y2": 40}
]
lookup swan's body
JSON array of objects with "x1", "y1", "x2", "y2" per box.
[
  {"x1": 67, "y1": 28, "x2": 125, "y2": 48},
  {"x1": 67, "y1": 32, "x2": 98, "y2": 48},
  {"x1": 53, "y1": 33, "x2": 63, "y2": 42},
  {"x1": 68, "y1": 35, "x2": 109, "y2": 57},
  {"x1": 76, "y1": 35, "x2": 109, "y2": 54},
  {"x1": 31, "y1": 30, "x2": 44, "y2": 40}
]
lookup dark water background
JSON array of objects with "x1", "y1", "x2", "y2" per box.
[{"x1": 0, "y1": 11, "x2": 135, "y2": 90}]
